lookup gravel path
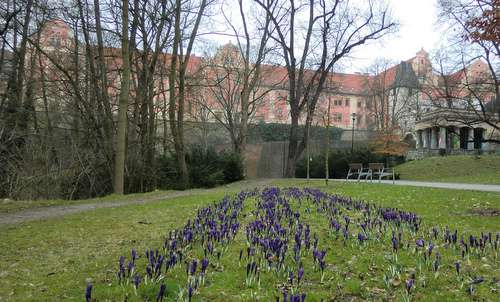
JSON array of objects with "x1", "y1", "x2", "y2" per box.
[
  {"x1": 2, "y1": 178, "x2": 498, "y2": 226},
  {"x1": 0, "y1": 179, "x2": 272, "y2": 226},
  {"x1": 337, "y1": 179, "x2": 500, "y2": 192}
]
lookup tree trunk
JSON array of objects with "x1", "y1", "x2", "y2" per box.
[
  {"x1": 114, "y1": 0, "x2": 131, "y2": 194},
  {"x1": 93, "y1": 0, "x2": 113, "y2": 142},
  {"x1": 285, "y1": 106, "x2": 300, "y2": 177},
  {"x1": 168, "y1": 0, "x2": 189, "y2": 189}
]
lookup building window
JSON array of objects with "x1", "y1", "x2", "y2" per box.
[
  {"x1": 215, "y1": 111, "x2": 224, "y2": 120},
  {"x1": 334, "y1": 113, "x2": 342, "y2": 122},
  {"x1": 357, "y1": 101, "x2": 361, "y2": 108},
  {"x1": 345, "y1": 99, "x2": 350, "y2": 106},
  {"x1": 334, "y1": 100, "x2": 341, "y2": 106}
]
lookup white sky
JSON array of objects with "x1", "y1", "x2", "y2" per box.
[
  {"x1": 345, "y1": 0, "x2": 442, "y2": 72},
  {"x1": 201, "y1": 0, "x2": 444, "y2": 73}
]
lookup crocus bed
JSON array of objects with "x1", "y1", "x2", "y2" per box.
[{"x1": 86, "y1": 187, "x2": 499, "y2": 301}]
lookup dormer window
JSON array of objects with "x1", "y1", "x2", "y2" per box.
[{"x1": 50, "y1": 36, "x2": 61, "y2": 47}]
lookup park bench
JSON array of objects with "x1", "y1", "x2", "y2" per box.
[
  {"x1": 346, "y1": 163, "x2": 371, "y2": 181},
  {"x1": 368, "y1": 163, "x2": 395, "y2": 183}
]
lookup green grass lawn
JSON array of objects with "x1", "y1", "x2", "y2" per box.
[
  {"x1": 0, "y1": 179, "x2": 262, "y2": 214},
  {"x1": 395, "y1": 154, "x2": 500, "y2": 184},
  {"x1": 0, "y1": 190, "x2": 174, "y2": 214},
  {"x1": 0, "y1": 180, "x2": 498, "y2": 301}
]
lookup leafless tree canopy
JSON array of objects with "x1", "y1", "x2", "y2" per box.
[
  {"x1": 254, "y1": 0, "x2": 397, "y2": 176},
  {"x1": 0, "y1": 0, "x2": 398, "y2": 199},
  {"x1": 433, "y1": 0, "x2": 499, "y2": 132}
]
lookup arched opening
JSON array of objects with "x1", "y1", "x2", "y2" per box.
[
  {"x1": 459, "y1": 127, "x2": 469, "y2": 149},
  {"x1": 403, "y1": 133, "x2": 416, "y2": 149},
  {"x1": 473, "y1": 128, "x2": 484, "y2": 149}
]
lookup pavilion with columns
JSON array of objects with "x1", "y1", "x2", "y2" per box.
[{"x1": 411, "y1": 109, "x2": 500, "y2": 158}]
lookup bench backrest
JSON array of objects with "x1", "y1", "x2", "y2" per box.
[
  {"x1": 368, "y1": 163, "x2": 385, "y2": 171},
  {"x1": 348, "y1": 163, "x2": 363, "y2": 171}
]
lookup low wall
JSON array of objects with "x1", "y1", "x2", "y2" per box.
[
  {"x1": 234, "y1": 140, "x2": 370, "y2": 178},
  {"x1": 407, "y1": 148, "x2": 500, "y2": 160}
]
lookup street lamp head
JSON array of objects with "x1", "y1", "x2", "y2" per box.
[{"x1": 351, "y1": 112, "x2": 357, "y2": 121}]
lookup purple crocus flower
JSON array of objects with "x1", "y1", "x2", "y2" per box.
[
  {"x1": 156, "y1": 283, "x2": 166, "y2": 302},
  {"x1": 416, "y1": 239, "x2": 424, "y2": 248},
  {"x1": 298, "y1": 266, "x2": 304, "y2": 285},
  {"x1": 127, "y1": 261, "x2": 134, "y2": 276},
  {"x1": 133, "y1": 274, "x2": 141, "y2": 289},
  {"x1": 392, "y1": 237, "x2": 398, "y2": 251},
  {"x1": 201, "y1": 258, "x2": 209, "y2": 274},
  {"x1": 357, "y1": 233, "x2": 365, "y2": 243},
  {"x1": 85, "y1": 282, "x2": 92, "y2": 302},
  {"x1": 319, "y1": 259, "x2": 326, "y2": 272},
  {"x1": 427, "y1": 242, "x2": 434, "y2": 257},
  {"x1": 405, "y1": 278, "x2": 414, "y2": 293},
  {"x1": 433, "y1": 258, "x2": 440, "y2": 272},
  {"x1": 190, "y1": 259, "x2": 198, "y2": 275},
  {"x1": 188, "y1": 285, "x2": 193, "y2": 301}
]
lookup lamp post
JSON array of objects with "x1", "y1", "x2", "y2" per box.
[
  {"x1": 351, "y1": 112, "x2": 357, "y2": 154},
  {"x1": 325, "y1": 97, "x2": 331, "y2": 186},
  {"x1": 306, "y1": 97, "x2": 310, "y2": 182}
]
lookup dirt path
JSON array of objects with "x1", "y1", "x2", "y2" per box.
[
  {"x1": 3, "y1": 178, "x2": 498, "y2": 226},
  {"x1": 0, "y1": 179, "x2": 272, "y2": 226}
]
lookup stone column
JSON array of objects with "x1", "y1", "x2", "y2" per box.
[
  {"x1": 453, "y1": 127, "x2": 460, "y2": 149},
  {"x1": 468, "y1": 128, "x2": 475, "y2": 150},
  {"x1": 482, "y1": 128, "x2": 489, "y2": 151},
  {"x1": 416, "y1": 131, "x2": 422, "y2": 149},
  {"x1": 431, "y1": 127, "x2": 437, "y2": 149},
  {"x1": 439, "y1": 127, "x2": 446, "y2": 149},
  {"x1": 422, "y1": 129, "x2": 428, "y2": 149}
]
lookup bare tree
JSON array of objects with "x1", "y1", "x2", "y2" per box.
[
  {"x1": 127, "y1": 0, "x2": 174, "y2": 192},
  {"x1": 365, "y1": 58, "x2": 420, "y2": 134},
  {"x1": 254, "y1": 0, "x2": 397, "y2": 177},
  {"x1": 421, "y1": 50, "x2": 500, "y2": 143},
  {"x1": 198, "y1": 20, "x2": 276, "y2": 155},
  {"x1": 114, "y1": 0, "x2": 131, "y2": 194},
  {"x1": 169, "y1": 0, "x2": 210, "y2": 189},
  {"x1": 435, "y1": 0, "x2": 499, "y2": 135}
]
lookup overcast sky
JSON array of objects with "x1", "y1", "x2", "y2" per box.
[
  {"x1": 346, "y1": 0, "x2": 442, "y2": 72},
  {"x1": 202, "y1": 0, "x2": 444, "y2": 73}
]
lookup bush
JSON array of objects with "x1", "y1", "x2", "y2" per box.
[
  {"x1": 296, "y1": 148, "x2": 404, "y2": 179},
  {"x1": 186, "y1": 145, "x2": 225, "y2": 188},
  {"x1": 156, "y1": 145, "x2": 244, "y2": 189},
  {"x1": 247, "y1": 122, "x2": 342, "y2": 143},
  {"x1": 221, "y1": 152, "x2": 245, "y2": 183},
  {"x1": 156, "y1": 155, "x2": 181, "y2": 189}
]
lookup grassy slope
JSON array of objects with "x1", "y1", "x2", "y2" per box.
[
  {"x1": 0, "y1": 179, "x2": 262, "y2": 214},
  {"x1": 395, "y1": 154, "x2": 500, "y2": 184},
  {"x1": 0, "y1": 180, "x2": 499, "y2": 301},
  {"x1": 0, "y1": 190, "x2": 174, "y2": 214}
]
